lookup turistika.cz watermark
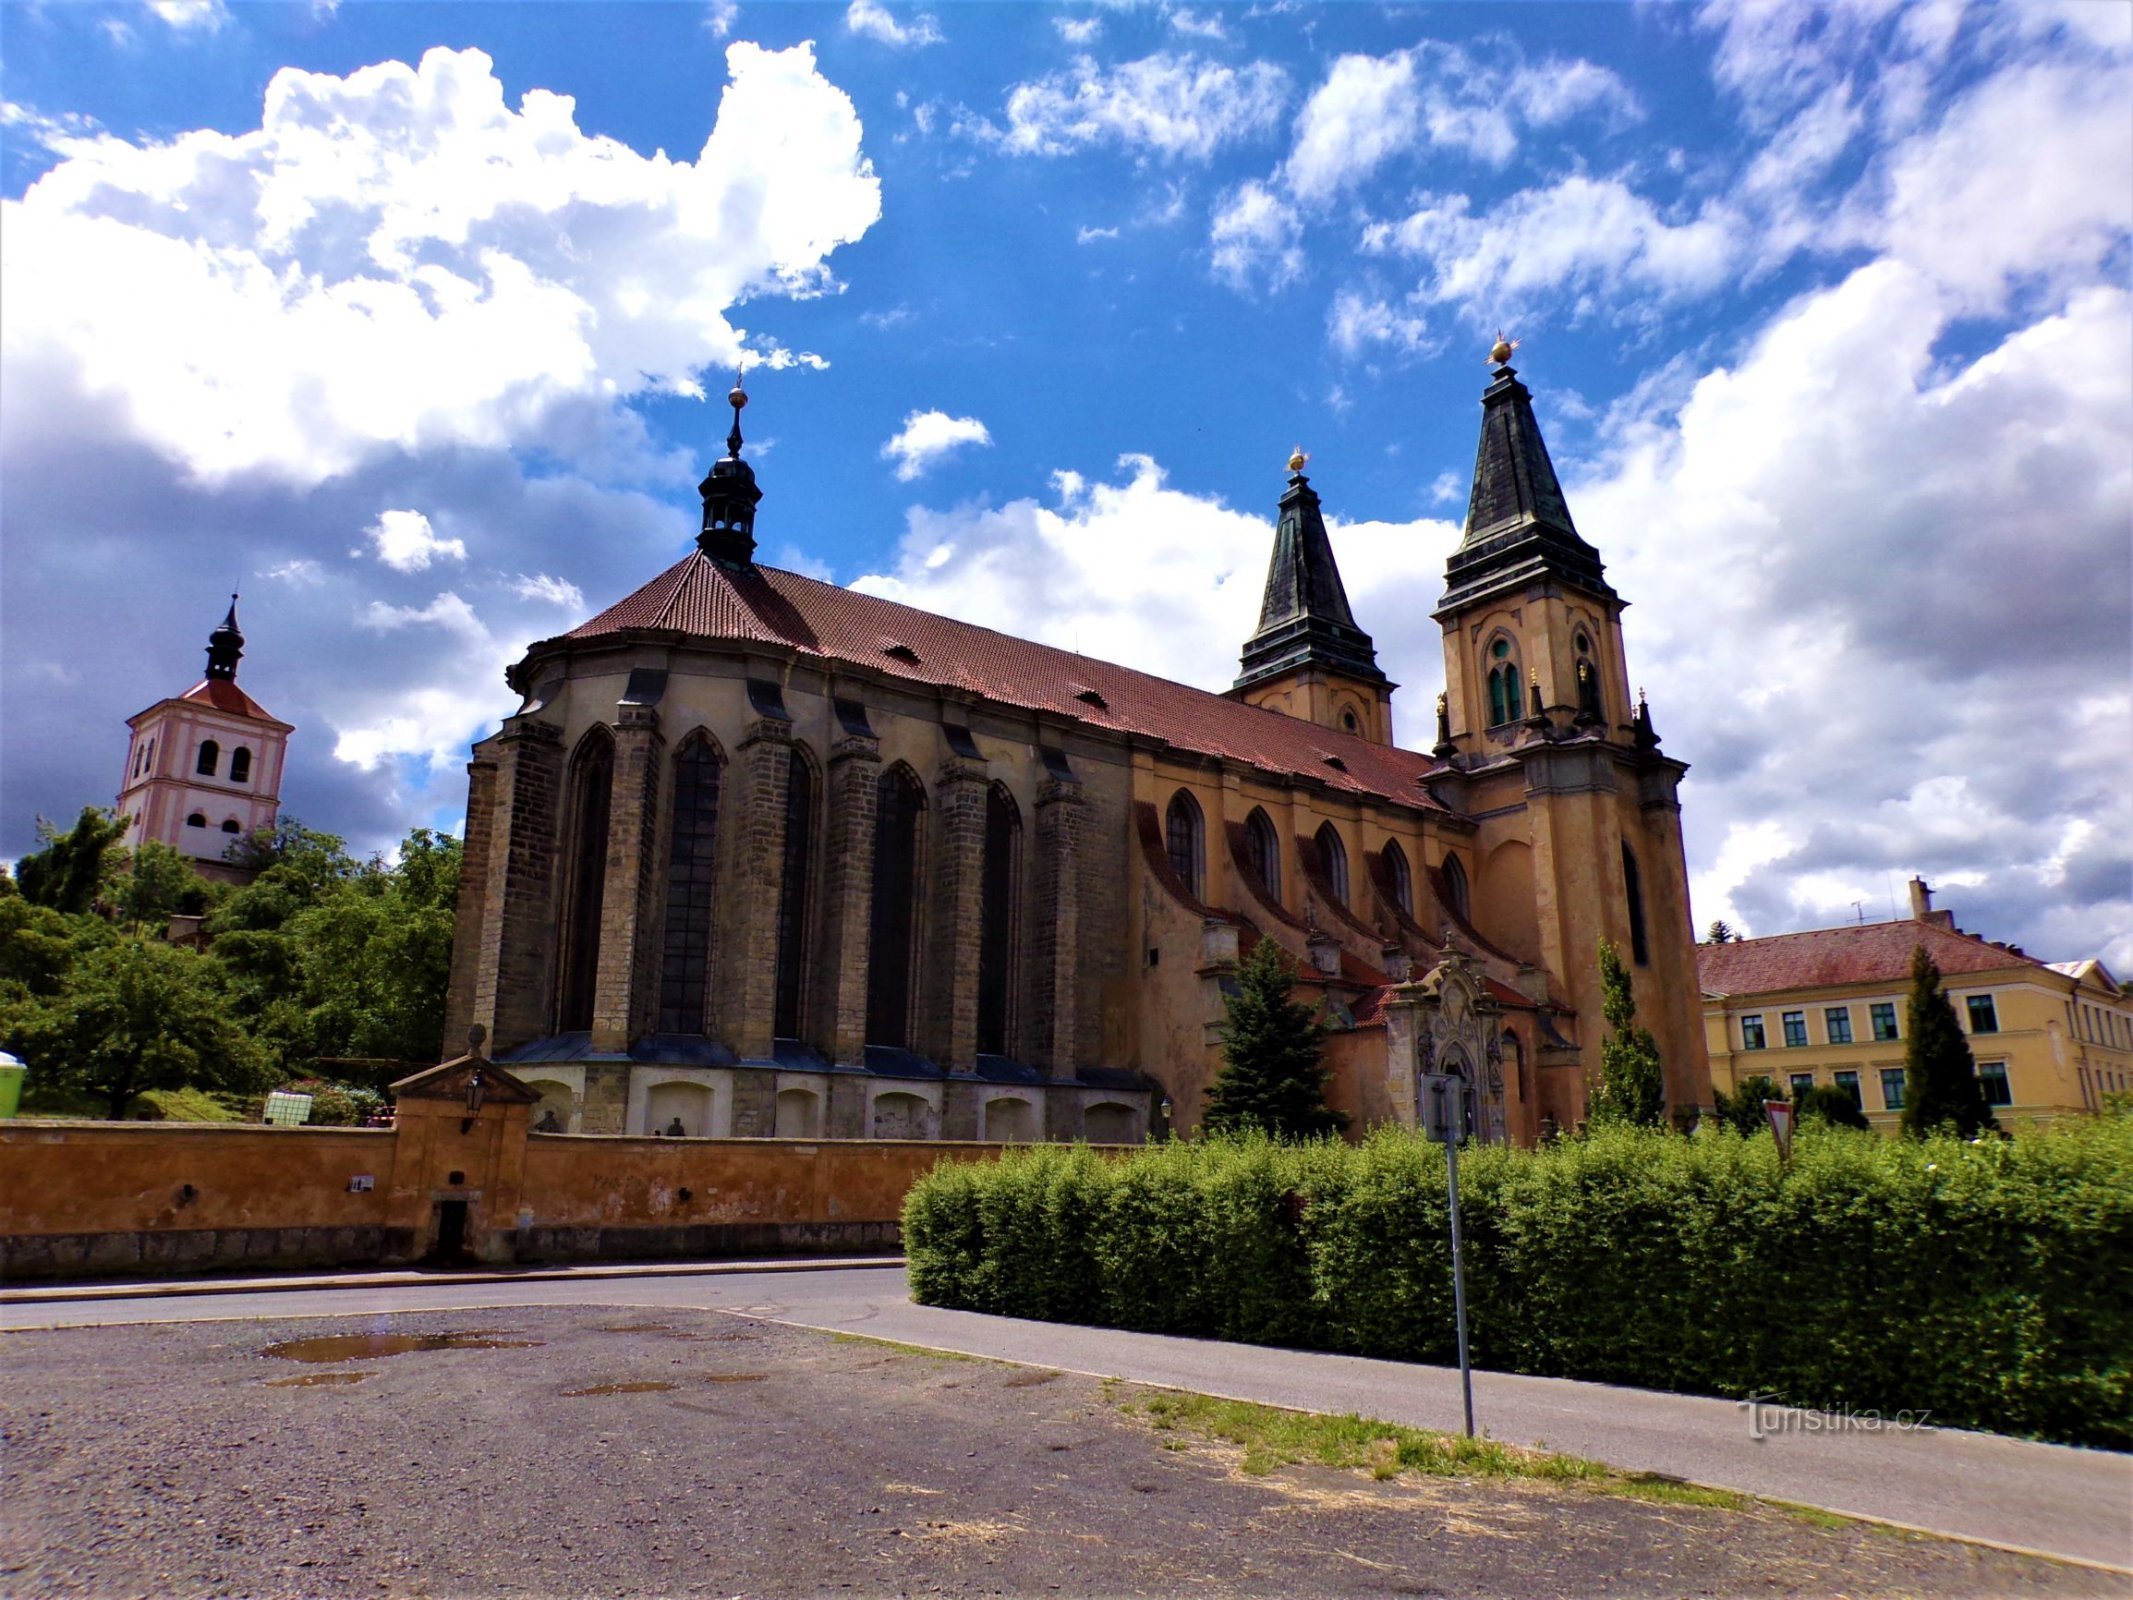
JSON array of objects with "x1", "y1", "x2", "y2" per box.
[{"x1": 1740, "y1": 1395, "x2": 1933, "y2": 1440}]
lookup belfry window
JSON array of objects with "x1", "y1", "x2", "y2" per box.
[
  {"x1": 1315, "y1": 822, "x2": 1348, "y2": 905},
  {"x1": 230, "y1": 747, "x2": 252, "y2": 784},
  {"x1": 1622, "y1": 842, "x2": 1650, "y2": 967},
  {"x1": 865, "y1": 765, "x2": 924, "y2": 1049},
  {"x1": 976, "y1": 785, "x2": 1021, "y2": 1057},
  {"x1": 1245, "y1": 808, "x2": 1281, "y2": 899},
  {"x1": 196, "y1": 740, "x2": 219, "y2": 777},
  {"x1": 186, "y1": 812, "x2": 207, "y2": 828},
  {"x1": 657, "y1": 736, "x2": 722, "y2": 1034},
  {"x1": 220, "y1": 819, "x2": 241, "y2": 834},
  {"x1": 1164, "y1": 791, "x2": 1204, "y2": 899},
  {"x1": 1383, "y1": 840, "x2": 1413, "y2": 918},
  {"x1": 557, "y1": 728, "x2": 615, "y2": 1033},
  {"x1": 1485, "y1": 640, "x2": 1521, "y2": 727},
  {"x1": 772, "y1": 749, "x2": 817, "y2": 1041}
]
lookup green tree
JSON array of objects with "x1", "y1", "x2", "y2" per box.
[
  {"x1": 1795, "y1": 1082, "x2": 1871, "y2": 1131},
  {"x1": 14, "y1": 807, "x2": 128, "y2": 914},
  {"x1": 1710, "y1": 1073, "x2": 1785, "y2": 1136},
  {"x1": 3, "y1": 935, "x2": 271, "y2": 1119},
  {"x1": 1705, "y1": 919, "x2": 1737, "y2": 945},
  {"x1": 1203, "y1": 938, "x2": 1344, "y2": 1140},
  {"x1": 1900, "y1": 945, "x2": 1999, "y2": 1139},
  {"x1": 1589, "y1": 938, "x2": 1666, "y2": 1127},
  {"x1": 110, "y1": 841, "x2": 218, "y2": 927}
]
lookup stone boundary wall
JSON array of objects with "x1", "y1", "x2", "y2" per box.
[{"x1": 0, "y1": 1119, "x2": 1026, "y2": 1281}]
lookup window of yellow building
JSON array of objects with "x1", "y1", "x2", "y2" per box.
[
  {"x1": 1978, "y1": 1062, "x2": 2011, "y2": 1106},
  {"x1": 1782, "y1": 1010, "x2": 1807, "y2": 1047},
  {"x1": 1879, "y1": 1068, "x2": 1907, "y2": 1110},
  {"x1": 1741, "y1": 1014, "x2": 1766, "y2": 1050},
  {"x1": 1965, "y1": 995, "x2": 1999, "y2": 1034},
  {"x1": 1834, "y1": 1069, "x2": 1861, "y2": 1108},
  {"x1": 1870, "y1": 1002, "x2": 1899, "y2": 1041},
  {"x1": 1789, "y1": 1071, "x2": 1814, "y2": 1097},
  {"x1": 1825, "y1": 1006, "x2": 1852, "y2": 1044}
]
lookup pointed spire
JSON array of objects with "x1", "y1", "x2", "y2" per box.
[
  {"x1": 697, "y1": 370, "x2": 763, "y2": 569},
  {"x1": 1233, "y1": 449, "x2": 1390, "y2": 696},
  {"x1": 204, "y1": 594, "x2": 244, "y2": 682},
  {"x1": 1438, "y1": 341, "x2": 1615, "y2": 614}
]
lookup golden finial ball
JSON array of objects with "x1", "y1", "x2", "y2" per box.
[
  {"x1": 1287, "y1": 447, "x2": 1308, "y2": 473},
  {"x1": 728, "y1": 383, "x2": 748, "y2": 410},
  {"x1": 1489, "y1": 334, "x2": 1516, "y2": 365}
]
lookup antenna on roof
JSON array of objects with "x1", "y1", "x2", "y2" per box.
[{"x1": 1852, "y1": 901, "x2": 1866, "y2": 924}]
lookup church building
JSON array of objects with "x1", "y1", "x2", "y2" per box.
[
  {"x1": 117, "y1": 597, "x2": 292, "y2": 885},
  {"x1": 444, "y1": 346, "x2": 1712, "y2": 1143}
]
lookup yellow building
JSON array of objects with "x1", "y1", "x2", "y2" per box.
[{"x1": 1700, "y1": 880, "x2": 2133, "y2": 1130}]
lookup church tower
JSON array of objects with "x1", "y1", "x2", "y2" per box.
[
  {"x1": 117, "y1": 596, "x2": 292, "y2": 884},
  {"x1": 1228, "y1": 449, "x2": 1396, "y2": 743},
  {"x1": 1431, "y1": 341, "x2": 1710, "y2": 1120}
]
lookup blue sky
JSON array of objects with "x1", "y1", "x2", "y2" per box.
[{"x1": 2, "y1": 0, "x2": 2128, "y2": 967}]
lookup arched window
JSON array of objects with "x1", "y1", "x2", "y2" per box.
[
  {"x1": 866, "y1": 764, "x2": 924, "y2": 1049},
  {"x1": 196, "y1": 740, "x2": 219, "y2": 776},
  {"x1": 1622, "y1": 842, "x2": 1650, "y2": 967},
  {"x1": 219, "y1": 818, "x2": 241, "y2": 834},
  {"x1": 772, "y1": 747, "x2": 817, "y2": 1041},
  {"x1": 976, "y1": 785, "x2": 1021, "y2": 1057},
  {"x1": 1485, "y1": 638, "x2": 1522, "y2": 727},
  {"x1": 657, "y1": 735, "x2": 722, "y2": 1034},
  {"x1": 1315, "y1": 822, "x2": 1349, "y2": 905},
  {"x1": 1383, "y1": 839, "x2": 1413, "y2": 918},
  {"x1": 1245, "y1": 807, "x2": 1280, "y2": 898},
  {"x1": 1443, "y1": 853, "x2": 1471, "y2": 921},
  {"x1": 186, "y1": 812, "x2": 207, "y2": 828},
  {"x1": 557, "y1": 728, "x2": 615, "y2": 1033},
  {"x1": 229, "y1": 747, "x2": 252, "y2": 784},
  {"x1": 1164, "y1": 790, "x2": 1203, "y2": 899}
]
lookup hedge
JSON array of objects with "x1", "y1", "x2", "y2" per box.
[{"x1": 903, "y1": 1119, "x2": 2133, "y2": 1448}]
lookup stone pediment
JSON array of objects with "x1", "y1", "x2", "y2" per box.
[{"x1": 390, "y1": 1055, "x2": 543, "y2": 1105}]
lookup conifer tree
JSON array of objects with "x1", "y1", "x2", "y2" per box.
[
  {"x1": 1590, "y1": 938, "x2": 1666, "y2": 1127},
  {"x1": 1705, "y1": 919, "x2": 1737, "y2": 945},
  {"x1": 1900, "y1": 945, "x2": 1999, "y2": 1138},
  {"x1": 1203, "y1": 938, "x2": 1344, "y2": 1140}
]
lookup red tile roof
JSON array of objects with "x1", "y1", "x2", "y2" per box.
[
  {"x1": 1697, "y1": 919, "x2": 2043, "y2": 996},
  {"x1": 553, "y1": 553, "x2": 1449, "y2": 811},
  {"x1": 178, "y1": 679, "x2": 282, "y2": 723}
]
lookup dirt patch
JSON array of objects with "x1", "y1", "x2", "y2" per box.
[{"x1": 260, "y1": 1330, "x2": 542, "y2": 1363}]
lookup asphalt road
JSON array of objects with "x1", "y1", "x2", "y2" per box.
[{"x1": 9, "y1": 1262, "x2": 2129, "y2": 1572}]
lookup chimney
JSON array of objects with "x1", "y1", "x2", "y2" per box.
[{"x1": 1907, "y1": 876, "x2": 1955, "y2": 929}]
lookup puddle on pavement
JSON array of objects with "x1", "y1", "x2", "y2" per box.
[
  {"x1": 703, "y1": 1372, "x2": 768, "y2": 1383},
  {"x1": 264, "y1": 1371, "x2": 372, "y2": 1388},
  {"x1": 262, "y1": 1331, "x2": 544, "y2": 1364},
  {"x1": 562, "y1": 1381, "x2": 677, "y2": 1396}
]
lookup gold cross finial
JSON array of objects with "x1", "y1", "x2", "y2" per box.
[
  {"x1": 1287, "y1": 446, "x2": 1308, "y2": 474},
  {"x1": 1489, "y1": 330, "x2": 1519, "y2": 365}
]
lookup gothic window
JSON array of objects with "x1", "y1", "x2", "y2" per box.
[
  {"x1": 196, "y1": 740, "x2": 219, "y2": 776},
  {"x1": 865, "y1": 764, "x2": 924, "y2": 1049},
  {"x1": 1383, "y1": 839, "x2": 1413, "y2": 917},
  {"x1": 772, "y1": 748, "x2": 817, "y2": 1041},
  {"x1": 1622, "y1": 842, "x2": 1650, "y2": 966},
  {"x1": 230, "y1": 747, "x2": 252, "y2": 784},
  {"x1": 1315, "y1": 822, "x2": 1348, "y2": 905},
  {"x1": 1443, "y1": 852, "x2": 1471, "y2": 921},
  {"x1": 557, "y1": 728, "x2": 616, "y2": 1033},
  {"x1": 1164, "y1": 790, "x2": 1203, "y2": 899},
  {"x1": 976, "y1": 785, "x2": 1021, "y2": 1057},
  {"x1": 1245, "y1": 807, "x2": 1280, "y2": 898},
  {"x1": 657, "y1": 735, "x2": 722, "y2": 1034},
  {"x1": 1485, "y1": 639, "x2": 1521, "y2": 727}
]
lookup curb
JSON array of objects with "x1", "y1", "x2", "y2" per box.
[{"x1": 0, "y1": 1255, "x2": 906, "y2": 1306}]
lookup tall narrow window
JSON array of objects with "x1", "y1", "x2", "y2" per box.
[
  {"x1": 865, "y1": 765, "x2": 923, "y2": 1048},
  {"x1": 196, "y1": 739, "x2": 219, "y2": 777},
  {"x1": 1442, "y1": 853, "x2": 1471, "y2": 921},
  {"x1": 229, "y1": 747, "x2": 252, "y2": 784},
  {"x1": 976, "y1": 785, "x2": 1021, "y2": 1057},
  {"x1": 1383, "y1": 839, "x2": 1413, "y2": 918},
  {"x1": 657, "y1": 736, "x2": 722, "y2": 1034},
  {"x1": 1315, "y1": 822, "x2": 1349, "y2": 905},
  {"x1": 1621, "y1": 842, "x2": 1650, "y2": 966},
  {"x1": 1245, "y1": 808, "x2": 1280, "y2": 898},
  {"x1": 1485, "y1": 639, "x2": 1521, "y2": 727},
  {"x1": 772, "y1": 748, "x2": 816, "y2": 1041},
  {"x1": 1164, "y1": 790, "x2": 1203, "y2": 899},
  {"x1": 557, "y1": 729, "x2": 615, "y2": 1033}
]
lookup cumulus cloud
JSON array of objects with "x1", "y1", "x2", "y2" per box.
[
  {"x1": 1053, "y1": 16, "x2": 1102, "y2": 45},
  {"x1": 881, "y1": 410, "x2": 993, "y2": 480},
  {"x1": 845, "y1": 0, "x2": 943, "y2": 49},
  {"x1": 989, "y1": 52, "x2": 1288, "y2": 162},
  {"x1": 1327, "y1": 289, "x2": 1433, "y2": 359},
  {"x1": 702, "y1": 1, "x2": 738, "y2": 37},
  {"x1": 1209, "y1": 179, "x2": 1303, "y2": 292},
  {"x1": 1, "y1": 43, "x2": 880, "y2": 488},
  {"x1": 363, "y1": 509, "x2": 466, "y2": 573},
  {"x1": 509, "y1": 572, "x2": 588, "y2": 609},
  {"x1": 147, "y1": 0, "x2": 229, "y2": 32}
]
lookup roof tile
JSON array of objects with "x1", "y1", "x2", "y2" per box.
[{"x1": 1697, "y1": 919, "x2": 2042, "y2": 996}]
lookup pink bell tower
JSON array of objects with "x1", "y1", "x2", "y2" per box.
[{"x1": 117, "y1": 596, "x2": 293, "y2": 884}]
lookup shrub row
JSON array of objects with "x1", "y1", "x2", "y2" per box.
[{"x1": 903, "y1": 1119, "x2": 2133, "y2": 1448}]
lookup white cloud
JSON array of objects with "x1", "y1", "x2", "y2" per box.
[
  {"x1": 881, "y1": 409, "x2": 993, "y2": 480},
  {"x1": 1076, "y1": 224, "x2": 1121, "y2": 244},
  {"x1": 356, "y1": 590, "x2": 489, "y2": 643},
  {"x1": 993, "y1": 53, "x2": 1289, "y2": 162},
  {"x1": 260, "y1": 558, "x2": 325, "y2": 587},
  {"x1": 147, "y1": 0, "x2": 229, "y2": 32},
  {"x1": 363, "y1": 509, "x2": 466, "y2": 573},
  {"x1": 845, "y1": 0, "x2": 942, "y2": 49},
  {"x1": 702, "y1": 1, "x2": 738, "y2": 37},
  {"x1": 1326, "y1": 290, "x2": 1433, "y2": 359},
  {"x1": 1168, "y1": 7, "x2": 1227, "y2": 42},
  {"x1": 508, "y1": 572, "x2": 587, "y2": 609},
  {"x1": 1209, "y1": 179, "x2": 1302, "y2": 292},
  {"x1": 1281, "y1": 51, "x2": 1422, "y2": 194},
  {"x1": 0, "y1": 43, "x2": 880, "y2": 487},
  {"x1": 1054, "y1": 16, "x2": 1102, "y2": 44}
]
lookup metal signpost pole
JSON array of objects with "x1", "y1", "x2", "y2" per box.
[{"x1": 1445, "y1": 1076, "x2": 1475, "y2": 1439}]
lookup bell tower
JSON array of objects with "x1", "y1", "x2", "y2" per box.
[
  {"x1": 1228, "y1": 449, "x2": 1396, "y2": 743},
  {"x1": 1431, "y1": 339, "x2": 1710, "y2": 1124}
]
